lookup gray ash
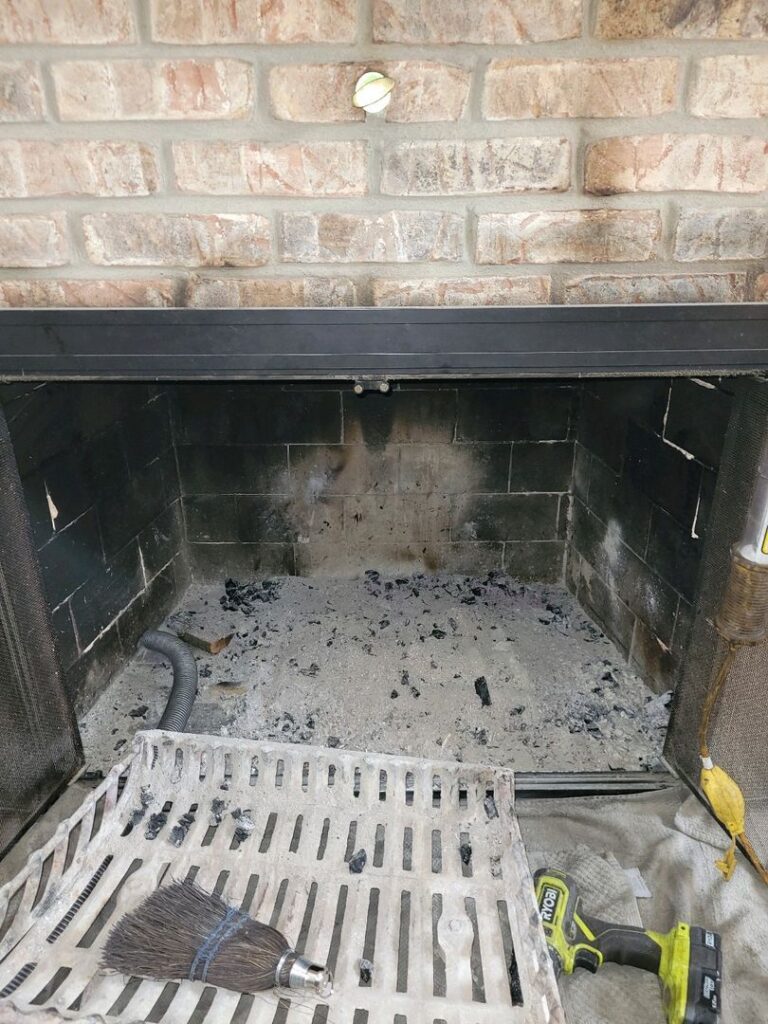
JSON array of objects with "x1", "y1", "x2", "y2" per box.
[
  {"x1": 484, "y1": 795, "x2": 498, "y2": 820},
  {"x1": 231, "y1": 808, "x2": 256, "y2": 844},
  {"x1": 128, "y1": 786, "x2": 153, "y2": 828},
  {"x1": 268, "y1": 709, "x2": 316, "y2": 742}
]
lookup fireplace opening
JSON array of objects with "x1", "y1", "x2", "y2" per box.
[
  {"x1": 3, "y1": 341, "x2": 768, "y2": 1024},
  {"x1": 0, "y1": 376, "x2": 731, "y2": 784}
]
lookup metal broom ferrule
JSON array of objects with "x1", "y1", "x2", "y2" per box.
[{"x1": 285, "y1": 954, "x2": 333, "y2": 997}]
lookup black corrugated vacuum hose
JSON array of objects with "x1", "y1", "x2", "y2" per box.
[{"x1": 140, "y1": 630, "x2": 198, "y2": 732}]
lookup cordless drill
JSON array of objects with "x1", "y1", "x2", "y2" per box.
[{"x1": 534, "y1": 868, "x2": 722, "y2": 1024}]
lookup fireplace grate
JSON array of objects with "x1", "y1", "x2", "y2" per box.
[{"x1": 0, "y1": 731, "x2": 563, "y2": 1024}]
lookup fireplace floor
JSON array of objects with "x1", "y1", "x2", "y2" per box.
[{"x1": 79, "y1": 572, "x2": 670, "y2": 775}]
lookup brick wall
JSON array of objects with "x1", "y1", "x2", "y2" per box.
[
  {"x1": 176, "y1": 382, "x2": 576, "y2": 581},
  {"x1": 568, "y1": 377, "x2": 733, "y2": 694},
  {"x1": 0, "y1": 0, "x2": 766, "y2": 306},
  {"x1": 1, "y1": 382, "x2": 188, "y2": 711}
]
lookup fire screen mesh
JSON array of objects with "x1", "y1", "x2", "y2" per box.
[
  {"x1": 0, "y1": 405, "x2": 82, "y2": 857},
  {"x1": 666, "y1": 375, "x2": 768, "y2": 864}
]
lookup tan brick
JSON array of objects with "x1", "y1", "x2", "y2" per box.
[
  {"x1": 596, "y1": 0, "x2": 768, "y2": 38},
  {"x1": 186, "y1": 277, "x2": 358, "y2": 307},
  {"x1": 0, "y1": 140, "x2": 158, "y2": 198},
  {"x1": 173, "y1": 141, "x2": 367, "y2": 197},
  {"x1": 0, "y1": 62, "x2": 44, "y2": 121},
  {"x1": 674, "y1": 208, "x2": 768, "y2": 261},
  {"x1": 563, "y1": 273, "x2": 748, "y2": 304},
  {"x1": 381, "y1": 139, "x2": 569, "y2": 195},
  {"x1": 0, "y1": 0, "x2": 134, "y2": 42},
  {"x1": 53, "y1": 59, "x2": 252, "y2": 122},
  {"x1": 150, "y1": 0, "x2": 356, "y2": 42},
  {"x1": 585, "y1": 134, "x2": 768, "y2": 195},
  {"x1": 279, "y1": 211, "x2": 463, "y2": 263},
  {"x1": 373, "y1": 0, "x2": 580, "y2": 42},
  {"x1": 689, "y1": 56, "x2": 768, "y2": 118},
  {"x1": 476, "y1": 210, "x2": 661, "y2": 264},
  {"x1": 483, "y1": 58, "x2": 678, "y2": 119},
  {"x1": 82, "y1": 214, "x2": 270, "y2": 268},
  {"x1": 372, "y1": 276, "x2": 551, "y2": 305},
  {"x1": 756, "y1": 274, "x2": 768, "y2": 300},
  {"x1": 0, "y1": 214, "x2": 68, "y2": 267},
  {"x1": 0, "y1": 278, "x2": 177, "y2": 307},
  {"x1": 269, "y1": 61, "x2": 470, "y2": 123}
]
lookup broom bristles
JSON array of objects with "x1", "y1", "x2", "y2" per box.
[{"x1": 101, "y1": 880, "x2": 296, "y2": 993}]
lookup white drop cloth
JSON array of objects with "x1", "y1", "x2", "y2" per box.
[{"x1": 518, "y1": 785, "x2": 768, "y2": 1024}]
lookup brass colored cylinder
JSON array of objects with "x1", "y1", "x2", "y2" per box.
[{"x1": 716, "y1": 546, "x2": 768, "y2": 643}]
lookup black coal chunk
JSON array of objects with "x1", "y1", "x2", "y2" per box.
[
  {"x1": 144, "y1": 812, "x2": 167, "y2": 840},
  {"x1": 474, "y1": 677, "x2": 492, "y2": 707},
  {"x1": 170, "y1": 810, "x2": 195, "y2": 847},
  {"x1": 348, "y1": 849, "x2": 367, "y2": 874},
  {"x1": 129, "y1": 787, "x2": 153, "y2": 828},
  {"x1": 220, "y1": 577, "x2": 282, "y2": 614}
]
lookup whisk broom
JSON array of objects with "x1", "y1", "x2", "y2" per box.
[{"x1": 101, "y1": 879, "x2": 333, "y2": 997}]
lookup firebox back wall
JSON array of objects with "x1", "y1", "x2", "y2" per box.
[
  {"x1": 176, "y1": 382, "x2": 576, "y2": 580},
  {"x1": 2, "y1": 376, "x2": 733, "y2": 713}
]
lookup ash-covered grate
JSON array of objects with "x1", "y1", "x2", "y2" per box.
[{"x1": 0, "y1": 731, "x2": 563, "y2": 1024}]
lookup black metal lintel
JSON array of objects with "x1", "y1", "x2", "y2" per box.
[{"x1": 0, "y1": 304, "x2": 766, "y2": 380}]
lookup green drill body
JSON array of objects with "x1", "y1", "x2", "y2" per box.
[{"x1": 534, "y1": 869, "x2": 722, "y2": 1024}]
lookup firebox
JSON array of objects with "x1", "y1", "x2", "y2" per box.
[{"x1": 0, "y1": 304, "x2": 767, "y2": 1024}]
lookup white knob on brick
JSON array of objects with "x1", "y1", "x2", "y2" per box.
[{"x1": 352, "y1": 71, "x2": 394, "y2": 114}]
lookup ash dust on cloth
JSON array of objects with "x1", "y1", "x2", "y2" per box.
[{"x1": 521, "y1": 786, "x2": 768, "y2": 1024}]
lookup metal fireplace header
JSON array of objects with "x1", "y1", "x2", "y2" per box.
[{"x1": 0, "y1": 304, "x2": 767, "y2": 380}]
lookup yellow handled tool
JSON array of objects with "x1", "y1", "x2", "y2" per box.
[{"x1": 534, "y1": 868, "x2": 722, "y2": 1024}]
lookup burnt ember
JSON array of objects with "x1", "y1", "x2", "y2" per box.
[
  {"x1": 348, "y1": 849, "x2": 367, "y2": 874},
  {"x1": 474, "y1": 677, "x2": 492, "y2": 707},
  {"x1": 220, "y1": 578, "x2": 282, "y2": 614}
]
